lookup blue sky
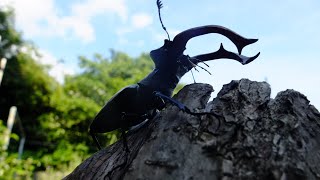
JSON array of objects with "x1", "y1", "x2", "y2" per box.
[{"x1": 1, "y1": 0, "x2": 320, "y2": 109}]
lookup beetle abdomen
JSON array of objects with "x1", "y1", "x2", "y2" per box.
[{"x1": 89, "y1": 84, "x2": 140, "y2": 133}]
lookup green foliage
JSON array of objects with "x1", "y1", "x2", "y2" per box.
[
  {"x1": 0, "y1": 8, "x2": 58, "y2": 150},
  {"x1": 0, "y1": 121, "x2": 39, "y2": 179},
  {"x1": 0, "y1": 9, "x2": 22, "y2": 58},
  {"x1": 41, "y1": 141, "x2": 89, "y2": 169}
]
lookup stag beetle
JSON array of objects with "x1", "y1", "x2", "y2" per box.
[
  {"x1": 89, "y1": 25, "x2": 260, "y2": 150},
  {"x1": 89, "y1": 1, "x2": 260, "y2": 150}
]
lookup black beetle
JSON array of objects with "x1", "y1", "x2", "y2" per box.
[{"x1": 89, "y1": 25, "x2": 260, "y2": 150}]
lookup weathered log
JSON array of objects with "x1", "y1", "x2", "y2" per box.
[{"x1": 64, "y1": 79, "x2": 320, "y2": 180}]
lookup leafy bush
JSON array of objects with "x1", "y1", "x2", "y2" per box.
[{"x1": 0, "y1": 120, "x2": 39, "y2": 179}]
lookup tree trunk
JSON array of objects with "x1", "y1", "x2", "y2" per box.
[{"x1": 64, "y1": 79, "x2": 320, "y2": 180}]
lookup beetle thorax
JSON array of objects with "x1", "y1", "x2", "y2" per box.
[{"x1": 139, "y1": 41, "x2": 193, "y2": 96}]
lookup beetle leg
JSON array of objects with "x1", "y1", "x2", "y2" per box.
[
  {"x1": 153, "y1": 91, "x2": 191, "y2": 113},
  {"x1": 89, "y1": 131, "x2": 102, "y2": 150},
  {"x1": 121, "y1": 128, "x2": 130, "y2": 153},
  {"x1": 126, "y1": 109, "x2": 159, "y2": 135},
  {"x1": 120, "y1": 112, "x2": 151, "y2": 153},
  {"x1": 153, "y1": 91, "x2": 222, "y2": 131},
  {"x1": 120, "y1": 113, "x2": 131, "y2": 153}
]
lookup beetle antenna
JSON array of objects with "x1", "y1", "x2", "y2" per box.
[
  {"x1": 196, "y1": 64, "x2": 212, "y2": 75},
  {"x1": 157, "y1": 0, "x2": 170, "y2": 40},
  {"x1": 190, "y1": 69, "x2": 196, "y2": 83},
  {"x1": 187, "y1": 56, "x2": 212, "y2": 75},
  {"x1": 201, "y1": 61, "x2": 210, "y2": 67}
]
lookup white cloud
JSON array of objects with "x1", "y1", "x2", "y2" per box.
[
  {"x1": 71, "y1": 0, "x2": 127, "y2": 21},
  {"x1": 30, "y1": 48, "x2": 75, "y2": 83},
  {"x1": 115, "y1": 12, "x2": 153, "y2": 47},
  {"x1": 1, "y1": 0, "x2": 128, "y2": 43},
  {"x1": 116, "y1": 13, "x2": 153, "y2": 36},
  {"x1": 40, "y1": 50, "x2": 75, "y2": 83},
  {"x1": 59, "y1": 17, "x2": 95, "y2": 43},
  {"x1": 131, "y1": 13, "x2": 153, "y2": 29}
]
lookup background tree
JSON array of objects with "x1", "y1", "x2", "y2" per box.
[{"x1": 0, "y1": 9, "x2": 58, "y2": 149}]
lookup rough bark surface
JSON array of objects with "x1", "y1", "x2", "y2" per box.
[{"x1": 64, "y1": 79, "x2": 320, "y2": 180}]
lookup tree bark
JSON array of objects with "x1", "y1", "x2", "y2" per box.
[{"x1": 64, "y1": 79, "x2": 320, "y2": 180}]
